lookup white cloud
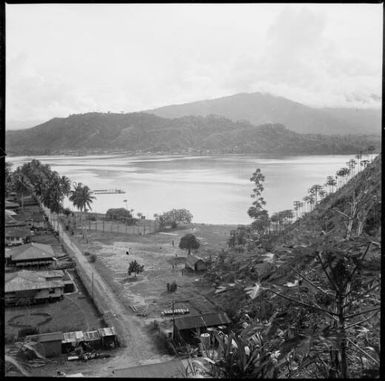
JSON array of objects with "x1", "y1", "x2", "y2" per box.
[{"x1": 6, "y1": 3, "x2": 382, "y2": 125}]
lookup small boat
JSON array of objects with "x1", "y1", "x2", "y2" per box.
[{"x1": 92, "y1": 189, "x2": 126, "y2": 194}]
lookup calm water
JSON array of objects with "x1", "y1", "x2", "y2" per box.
[{"x1": 8, "y1": 154, "x2": 354, "y2": 224}]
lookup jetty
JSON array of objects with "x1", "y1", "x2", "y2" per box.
[{"x1": 92, "y1": 189, "x2": 126, "y2": 195}]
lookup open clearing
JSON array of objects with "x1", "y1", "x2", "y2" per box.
[{"x1": 76, "y1": 223, "x2": 237, "y2": 320}]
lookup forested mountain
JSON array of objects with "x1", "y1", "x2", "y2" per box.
[
  {"x1": 6, "y1": 112, "x2": 380, "y2": 156},
  {"x1": 148, "y1": 92, "x2": 381, "y2": 135}
]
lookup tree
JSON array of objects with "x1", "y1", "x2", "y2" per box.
[
  {"x1": 106, "y1": 208, "x2": 135, "y2": 223},
  {"x1": 179, "y1": 233, "x2": 200, "y2": 255},
  {"x1": 128, "y1": 260, "x2": 144, "y2": 278},
  {"x1": 12, "y1": 168, "x2": 32, "y2": 209},
  {"x1": 336, "y1": 168, "x2": 350, "y2": 187},
  {"x1": 69, "y1": 182, "x2": 95, "y2": 238},
  {"x1": 309, "y1": 184, "x2": 324, "y2": 205},
  {"x1": 156, "y1": 208, "x2": 193, "y2": 229},
  {"x1": 248, "y1": 169, "x2": 270, "y2": 236},
  {"x1": 325, "y1": 176, "x2": 337, "y2": 193}
]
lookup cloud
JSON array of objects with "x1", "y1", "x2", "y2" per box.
[{"x1": 5, "y1": 4, "x2": 382, "y2": 124}]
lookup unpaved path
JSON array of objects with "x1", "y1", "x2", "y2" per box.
[{"x1": 41, "y1": 207, "x2": 174, "y2": 376}]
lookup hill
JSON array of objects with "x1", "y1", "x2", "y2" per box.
[
  {"x1": 6, "y1": 112, "x2": 380, "y2": 156},
  {"x1": 148, "y1": 92, "x2": 381, "y2": 135},
  {"x1": 203, "y1": 155, "x2": 381, "y2": 377}
]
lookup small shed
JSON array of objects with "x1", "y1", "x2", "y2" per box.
[
  {"x1": 25, "y1": 332, "x2": 63, "y2": 358},
  {"x1": 97, "y1": 327, "x2": 117, "y2": 348},
  {"x1": 83, "y1": 330, "x2": 101, "y2": 349},
  {"x1": 113, "y1": 359, "x2": 185, "y2": 378},
  {"x1": 62, "y1": 331, "x2": 85, "y2": 353},
  {"x1": 185, "y1": 255, "x2": 207, "y2": 272},
  {"x1": 173, "y1": 312, "x2": 231, "y2": 343}
]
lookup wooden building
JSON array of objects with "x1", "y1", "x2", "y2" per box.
[
  {"x1": 5, "y1": 227, "x2": 32, "y2": 247},
  {"x1": 173, "y1": 312, "x2": 231, "y2": 343},
  {"x1": 25, "y1": 332, "x2": 63, "y2": 358},
  {"x1": 7, "y1": 243, "x2": 55, "y2": 268},
  {"x1": 5, "y1": 270, "x2": 65, "y2": 306},
  {"x1": 185, "y1": 255, "x2": 207, "y2": 272}
]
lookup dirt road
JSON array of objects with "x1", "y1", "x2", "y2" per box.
[{"x1": 41, "y1": 207, "x2": 173, "y2": 376}]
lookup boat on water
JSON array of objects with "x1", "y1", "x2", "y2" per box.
[{"x1": 92, "y1": 189, "x2": 126, "y2": 194}]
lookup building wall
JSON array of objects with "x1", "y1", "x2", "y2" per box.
[
  {"x1": 34, "y1": 287, "x2": 64, "y2": 300},
  {"x1": 41, "y1": 341, "x2": 62, "y2": 357},
  {"x1": 195, "y1": 261, "x2": 207, "y2": 271}
]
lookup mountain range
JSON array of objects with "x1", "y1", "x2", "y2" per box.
[
  {"x1": 6, "y1": 110, "x2": 380, "y2": 156},
  {"x1": 148, "y1": 92, "x2": 381, "y2": 135}
]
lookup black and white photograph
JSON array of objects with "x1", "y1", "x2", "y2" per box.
[{"x1": 3, "y1": 2, "x2": 382, "y2": 378}]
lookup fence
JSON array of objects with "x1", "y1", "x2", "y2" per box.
[
  {"x1": 40, "y1": 204, "x2": 128, "y2": 347},
  {"x1": 67, "y1": 214, "x2": 159, "y2": 235}
]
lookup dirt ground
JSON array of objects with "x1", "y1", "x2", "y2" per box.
[
  {"x1": 77, "y1": 223, "x2": 237, "y2": 319},
  {"x1": 6, "y1": 220, "x2": 237, "y2": 377}
]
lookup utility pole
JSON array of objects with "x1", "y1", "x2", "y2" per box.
[{"x1": 92, "y1": 272, "x2": 94, "y2": 300}]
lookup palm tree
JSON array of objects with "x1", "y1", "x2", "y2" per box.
[
  {"x1": 12, "y1": 168, "x2": 32, "y2": 210},
  {"x1": 69, "y1": 182, "x2": 95, "y2": 238}
]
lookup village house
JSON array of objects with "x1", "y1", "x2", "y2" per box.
[
  {"x1": 172, "y1": 311, "x2": 231, "y2": 344},
  {"x1": 6, "y1": 242, "x2": 55, "y2": 268},
  {"x1": 5, "y1": 227, "x2": 33, "y2": 247},
  {"x1": 5, "y1": 270, "x2": 65, "y2": 306},
  {"x1": 185, "y1": 255, "x2": 207, "y2": 272}
]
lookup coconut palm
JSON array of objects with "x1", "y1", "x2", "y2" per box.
[
  {"x1": 69, "y1": 182, "x2": 95, "y2": 237},
  {"x1": 12, "y1": 168, "x2": 32, "y2": 210}
]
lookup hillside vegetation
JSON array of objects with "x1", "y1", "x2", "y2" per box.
[
  {"x1": 6, "y1": 112, "x2": 380, "y2": 156},
  {"x1": 148, "y1": 92, "x2": 381, "y2": 135},
  {"x1": 204, "y1": 155, "x2": 381, "y2": 378}
]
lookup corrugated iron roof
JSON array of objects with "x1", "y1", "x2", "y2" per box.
[
  {"x1": 5, "y1": 227, "x2": 31, "y2": 238},
  {"x1": 26, "y1": 332, "x2": 63, "y2": 343},
  {"x1": 83, "y1": 330, "x2": 100, "y2": 341},
  {"x1": 97, "y1": 327, "x2": 116, "y2": 337},
  {"x1": 62, "y1": 331, "x2": 85, "y2": 344},
  {"x1": 5, "y1": 270, "x2": 64, "y2": 293},
  {"x1": 174, "y1": 312, "x2": 231, "y2": 331},
  {"x1": 9, "y1": 243, "x2": 54, "y2": 261},
  {"x1": 113, "y1": 359, "x2": 185, "y2": 378}
]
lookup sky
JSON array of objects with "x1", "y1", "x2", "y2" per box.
[{"x1": 6, "y1": 3, "x2": 383, "y2": 128}]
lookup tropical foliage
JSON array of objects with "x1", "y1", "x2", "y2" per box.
[
  {"x1": 156, "y1": 208, "x2": 193, "y2": 229},
  {"x1": 179, "y1": 233, "x2": 200, "y2": 255}
]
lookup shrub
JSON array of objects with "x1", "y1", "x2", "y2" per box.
[
  {"x1": 106, "y1": 208, "x2": 135, "y2": 224},
  {"x1": 88, "y1": 254, "x2": 97, "y2": 263}
]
